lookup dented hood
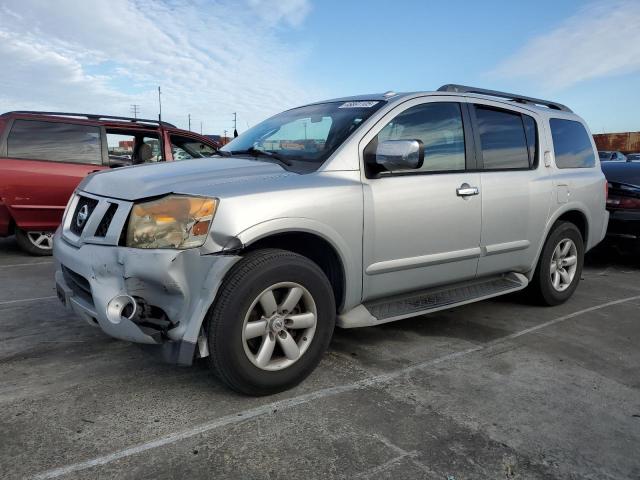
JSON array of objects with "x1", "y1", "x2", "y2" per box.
[{"x1": 78, "y1": 156, "x2": 289, "y2": 201}]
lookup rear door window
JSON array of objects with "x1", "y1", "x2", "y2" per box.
[
  {"x1": 7, "y1": 119, "x2": 102, "y2": 165},
  {"x1": 474, "y1": 106, "x2": 531, "y2": 170},
  {"x1": 549, "y1": 119, "x2": 596, "y2": 168},
  {"x1": 170, "y1": 135, "x2": 217, "y2": 160}
]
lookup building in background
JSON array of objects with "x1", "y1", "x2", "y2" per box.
[{"x1": 593, "y1": 132, "x2": 640, "y2": 154}]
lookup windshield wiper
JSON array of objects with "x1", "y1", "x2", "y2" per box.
[{"x1": 227, "y1": 147, "x2": 293, "y2": 166}]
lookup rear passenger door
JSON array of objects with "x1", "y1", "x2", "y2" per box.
[
  {"x1": 0, "y1": 119, "x2": 106, "y2": 231},
  {"x1": 470, "y1": 104, "x2": 552, "y2": 276}
]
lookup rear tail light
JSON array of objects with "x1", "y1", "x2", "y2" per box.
[{"x1": 606, "y1": 195, "x2": 640, "y2": 210}]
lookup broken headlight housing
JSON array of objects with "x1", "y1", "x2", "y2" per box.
[{"x1": 126, "y1": 195, "x2": 218, "y2": 249}]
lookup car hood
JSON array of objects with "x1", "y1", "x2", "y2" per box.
[{"x1": 78, "y1": 157, "x2": 291, "y2": 201}]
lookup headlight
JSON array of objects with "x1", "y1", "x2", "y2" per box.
[{"x1": 126, "y1": 195, "x2": 218, "y2": 249}]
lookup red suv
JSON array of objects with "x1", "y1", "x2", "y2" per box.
[{"x1": 0, "y1": 111, "x2": 220, "y2": 255}]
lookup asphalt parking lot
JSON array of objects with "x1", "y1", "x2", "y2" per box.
[{"x1": 1, "y1": 238, "x2": 639, "y2": 480}]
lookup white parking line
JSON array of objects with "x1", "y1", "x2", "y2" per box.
[
  {"x1": 0, "y1": 261, "x2": 53, "y2": 269},
  {"x1": 0, "y1": 296, "x2": 57, "y2": 307},
  {"x1": 32, "y1": 294, "x2": 640, "y2": 480}
]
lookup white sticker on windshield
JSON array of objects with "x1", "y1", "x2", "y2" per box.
[{"x1": 339, "y1": 101, "x2": 379, "y2": 108}]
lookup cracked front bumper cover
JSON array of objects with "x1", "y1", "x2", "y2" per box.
[{"x1": 54, "y1": 235, "x2": 240, "y2": 365}]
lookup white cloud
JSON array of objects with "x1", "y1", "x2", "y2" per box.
[
  {"x1": 491, "y1": 0, "x2": 640, "y2": 90},
  {"x1": 248, "y1": 0, "x2": 312, "y2": 27},
  {"x1": 0, "y1": 0, "x2": 317, "y2": 133}
]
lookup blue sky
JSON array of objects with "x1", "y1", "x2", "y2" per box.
[{"x1": 1, "y1": 0, "x2": 638, "y2": 134}]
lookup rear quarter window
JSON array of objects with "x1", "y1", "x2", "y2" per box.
[
  {"x1": 7, "y1": 119, "x2": 102, "y2": 165},
  {"x1": 549, "y1": 119, "x2": 595, "y2": 169}
]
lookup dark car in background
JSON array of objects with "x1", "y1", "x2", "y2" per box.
[
  {"x1": 599, "y1": 150, "x2": 628, "y2": 162},
  {"x1": 627, "y1": 153, "x2": 640, "y2": 162},
  {"x1": 0, "y1": 111, "x2": 220, "y2": 255},
  {"x1": 601, "y1": 161, "x2": 640, "y2": 253}
]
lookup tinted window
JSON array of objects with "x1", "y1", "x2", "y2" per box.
[
  {"x1": 550, "y1": 119, "x2": 595, "y2": 168},
  {"x1": 170, "y1": 135, "x2": 216, "y2": 160},
  {"x1": 475, "y1": 107, "x2": 529, "y2": 170},
  {"x1": 7, "y1": 120, "x2": 102, "y2": 165},
  {"x1": 370, "y1": 102, "x2": 465, "y2": 172},
  {"x1": 522, "y1": 115, "x2": 537, "y2": 167}
]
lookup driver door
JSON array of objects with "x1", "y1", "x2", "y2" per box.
[{"x1": 361, "y1": 99, "x2": 482, "y2": 300}]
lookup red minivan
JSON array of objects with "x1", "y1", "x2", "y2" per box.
[{"x1": 0, "y1": 111, "x2": 220, "y2": 255}]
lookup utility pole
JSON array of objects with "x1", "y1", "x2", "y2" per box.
[
  {"x1": 157, "y1": 86, "x2": 162, "y2": 122},
  {"x1": 130, "y1": 104, "x2": 140, "y2": 119},
  {"x1": 303, "y1": 121, "x2": 307, "y2": 140},
  {"x1": 224, "y1": 129, "x2": 228, "y2": 144},
  {"x1": 188, "y1": 114, "x2": 191, "y2": 131},
  {"x1": 233, "y1": 112, "x2": 238, "y2": 137},
  {"x1": 200, "y1": 121, "x2": 203, "y2": 135}
]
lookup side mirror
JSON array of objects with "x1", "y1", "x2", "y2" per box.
[{"x1": 375, "y1": 140, "x2": 424, "y2": 171}]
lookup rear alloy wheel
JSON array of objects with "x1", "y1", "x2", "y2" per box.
[
  {"x1": 207, "y1": 249, "x2": 335, "y2": 395},
  {"x1": 530, "y1": 222, "x2": 584, "y2": 306},
  {"x1": 15, "y1": 228, "x2": 54, "y2": 256}
]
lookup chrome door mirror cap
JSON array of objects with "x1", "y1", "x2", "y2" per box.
[{"x1": 375, "y1": 139, "x2": 424, "y2": 171}]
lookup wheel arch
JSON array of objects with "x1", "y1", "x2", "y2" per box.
[
  {"x1": 527, "y1": 205, "x2": 589, "y2": 280},
  {"x1": 230, "y1": 220, "x2": 356, "y2": 312}
]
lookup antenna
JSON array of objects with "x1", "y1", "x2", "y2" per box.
[
  {"x1": 157, "y1": 86, "x2": 162, "y2": 121},
  {"x1": 233, "y1": 112, "x2": 238, "y2": 137}
]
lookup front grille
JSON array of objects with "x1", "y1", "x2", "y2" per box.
[
  {"x1": 95, "y1": 203, "x2": 118, "y2": 237},
  {"x1": 61, "y1": 265, "x2": 93, "y2": 305},
  {"x1": 69, "y1": 196, "x2": 99, "y2": 236}
]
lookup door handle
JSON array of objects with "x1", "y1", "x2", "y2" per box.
[{"x1": 456, "y1": 184, "x2": 479, "y2": 197}]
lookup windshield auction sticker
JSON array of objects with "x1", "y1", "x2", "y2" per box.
[{"x1": 339, "y1": 101, "x2": 379, "y2": 108}]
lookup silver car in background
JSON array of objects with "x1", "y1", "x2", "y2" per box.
[{"x1": 54, "y1": 85, "x2": 608, "y2": 395}]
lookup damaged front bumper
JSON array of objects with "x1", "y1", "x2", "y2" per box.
[{"x1": 53, "y1": 234, "x2": 240, "y2": 365}]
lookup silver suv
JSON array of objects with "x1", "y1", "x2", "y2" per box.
[{"x1": 54, "y1": 85, "x2": 608, "y2": 395}]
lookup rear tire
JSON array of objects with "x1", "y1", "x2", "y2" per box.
[
  {"x1": 15, "y1": 228, "x2": 54, "y2": 256},
  {"x1": 207, "y1": 249, "x2": 335, "y2": 396},
  {"x1": 530, "y1": 222, "x2": 584, "y2": 306}
]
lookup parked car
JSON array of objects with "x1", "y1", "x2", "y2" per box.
[
  {"x1": 601, "y1": 161, "x2": 640, "y2": 252},
  {"x1": 626, "y1": 153, "x2": 640, "y2": 162},
  {"x1": 54, "y1": 85, "x2": 608, "y2": 395},
  {"x1": 599, "y1": 150, "x2": 627, "y2": 162},
  {"x1": 0, "y1": 111, "x2": 220, "y2": 255}
]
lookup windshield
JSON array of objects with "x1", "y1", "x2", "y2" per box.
[
  {"x1": 599, "y1": 151, "x2": 613, "y2": 160},
  {"x1": 221, "y1": 101, "x2": 384, "y2": 172}
]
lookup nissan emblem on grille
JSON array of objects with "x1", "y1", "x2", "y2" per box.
[{"x1": 76, "y1": 204, "x2": 89, "y2": 229}]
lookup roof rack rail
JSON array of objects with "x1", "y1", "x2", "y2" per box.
[
  {"x1": 7, "y1": 111, "x2": 177, "y2": 128},
  {"x1": 437, "y1": 84, "x2": 572, "y2": 113}
]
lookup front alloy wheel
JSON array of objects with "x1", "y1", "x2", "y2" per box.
[
  {"x1": 242, "y1": 282, "x2": 317, "y2": 371},
  {"x1": 208, "y1": 249, "x2": 335, "y2": 396}
]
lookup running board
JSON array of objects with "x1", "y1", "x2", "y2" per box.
[{"x1": 337, "y1": 273, "x2": 528, "y2": 328}]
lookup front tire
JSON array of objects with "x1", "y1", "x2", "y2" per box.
[
  {"x1": 207, "y1": 249, "x2": 335, "y2": 396},
  {"x1": 15, "y1": 228, "x2": 54, "y2": 256},
  {"x1": 530, "y1": 222, "x2": 584, "y2": 306}
]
